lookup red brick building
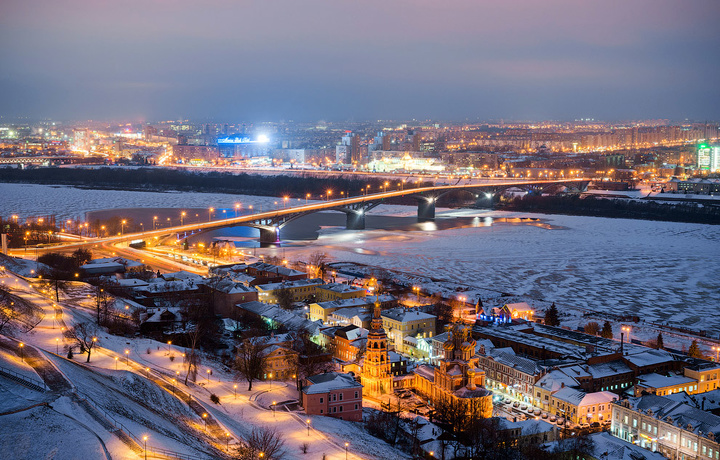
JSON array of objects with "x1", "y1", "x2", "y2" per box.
[{"x1": 301, "y1": 372, "x2": 363, "y2": 422}]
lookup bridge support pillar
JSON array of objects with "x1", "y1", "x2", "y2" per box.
[
  {"x1": 258, "y1": 226, "x2": 280, "y2": 245},
  {"x1": 475, "y1": 192, "x2": 495, "y2": 208},
  {"x1": 345, "y1": 211, "x2": 366, "y2": 230},
  {"x1": 417, "y1": 198, "x2": 435, "y2": 221}
]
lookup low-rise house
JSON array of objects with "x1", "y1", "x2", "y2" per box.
[
  {"x1": 611, "y1": 394, "x2": 720, "y2": 459},
  {"x1": 308, "y1": 295, "x2": 395, "y2": 323},
  {"x1": 550, "y1": 387, "x2": 618, "y2": 425},
  {"x1": 684, "y1": 362, "x2": 720, "y2": 393},
  {"x1": 333, "y1": 325, "x2": 368, "y2": 363},
  {"x1": 235, "y1": 301, "x2": 322, "y2": 336},
  {"x1": 246, "y1": 262, "x2": 307, "y2": 283},
  {"x1": 543, "y1": 431, "x2": 667, "y2": 460},
  {"x1": 477, "y1": 346, "x2": 545, "y2": 403},
  {"x1": 635, "y1": 373, "x2": 699, "y2": 397},
  {"x1": 255, "y1": 278, "x2": 324, "y2": 303},
  {"x1": 301, "y1": 372, "x2": 363, "y2": 422},
  {"x1": 315, "y1": 283, "x2": 366, "y2": 302},
  {"x1": 202, "y1": 277, "x2": 257, "y2": 317},
  {"x1": 381, "y1": 308, "x2": 436, "y2": 354},
  {"x1": 534, "y1": 369, "x2": 581, "y2": 412},
  {"x1": 329, "y1": 307, "x2": 371, "y2": 329},
  {"x1": 496, "y1": 418, "x2": 558, "y2": 447}
]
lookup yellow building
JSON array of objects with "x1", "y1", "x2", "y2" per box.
[
  {"x1": 314, "y1": 283, "x2": 366, "y2": 302},
  {"x1": 550, "y1": 387, "x2": 618, "y2": 425},
  {"x1": 255, "y1": 278, "x2": 324, "y2": 304},
  {"x1": 381, "y1": 308, "x2": 436, "y2": 354},
  {"x1": 683, "y1": 362, "x2": 720, "y2": 393},
  {"x1": 635, "y1": 373, "x2": 698, "y2": 397}
]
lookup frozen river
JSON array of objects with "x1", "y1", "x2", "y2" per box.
[{"x1": 2, "y1": 183, "x2": 718, "y2": 332}]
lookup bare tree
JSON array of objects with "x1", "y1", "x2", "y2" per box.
[
  {"x1": 234, "y1": 339, "x2": 268, "y2": 391},
  {"x1": 584, "y1": 321, "x2": 601, "y2": 336},
  {"x1": 64, "y1": 322, "x2": 99, "y2": 362},
  {"x1": 275, "y1": 286, "x2": 294, "y2": 310},
  {"x1": 235, "y1": 426, "x2": 286, "y2": 460}
]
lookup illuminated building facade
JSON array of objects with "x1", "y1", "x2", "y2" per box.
[
  {"x1": 217, "y1": 134, "x2": 271, "y2": 160},
  {"x1": 697, "y1": 144, "x2": 720, "y2": 172}
]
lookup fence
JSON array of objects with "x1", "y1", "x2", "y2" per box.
[{"x1": 0, "y1": 364, "x2": 48, "y2": 392}]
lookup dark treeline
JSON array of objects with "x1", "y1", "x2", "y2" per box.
[
  {"x1": 499, "y1": 194, "x2": 720, "y2": 225},
  {"x1": 0, "y1": 167, "x2": 432, "y2": 198}
]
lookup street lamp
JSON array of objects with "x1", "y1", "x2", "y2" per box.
[
  {"x1": 225, "y1": 432, "x2": 230, "y2": 451},
  {"x1": 19, "y1": 343, "x2": 24, "y2": 362},
  {"x1": 234, "y1": 384, "x2": 237, "y2": 399},
  {"x1": 326, "y1": 189, "x2": 332, "y2": 201},
  {"x1": 121, "y1": 219, "x2": 126, "y2": 235},
  {"x1": 622, "y1": 326, "x2": 631, "y2": 343},
  {"x1": 206, "y1": 368, "x2": 211, "y2": 382},
  {"x1": 202, "y1": 413, "x2": 208, "y2": 432},
  {"x1": 125, "y1": 349, "x2": 130, "y2": 365},
  {"x1": 56, "y1": 338, "x2": 59, "y2": 354},
  {"x1": 208, "y1": 208, "x2": 214, "y2": 222},
  {"x1": 713, "y1": 346, "x2": 719, "y2": 362},
  {"x1": 272, "y1": 401, "x2": 276, "y2": 418},
  {"x1": 114, "y1": 356, "x2": 118, "y2": 370},
  {"x1": 153, "y1": 216, "x2": 158, "y2": 229},
  {"x1": 181, "y1": 211, "x2": 186, "y2": 225},
  {"x1": 306, "y1": 193, "x2": 311, "y2": 203},
  {"x1": 306, "y1": 418, "x2": 310, "y2": 436},
  {"x1": 235, "y1": 203, "x2": 240, "y2": 217},
  {"x1": 345, "y1": 442, "x2": 349, "y2": 460},
  {"x1": 269, "y1": 373, "x2": 272, "y2": 389},
  {"x1": 143, "y1": 436, "x2": 148, "y2": 460}
]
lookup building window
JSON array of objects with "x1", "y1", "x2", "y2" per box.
[
  {"x1": 339, "y1": 406, "x2": 343, "y2": 412},
  {"x1": 339, "y1": 393, "x2": 343, "y2": 401},
  {"x1": 320, "y1": 410, "x2": 323, "y2": 414},
  {"x1": 320, "y1": 397, "x2": 324, "y2": 403},
  {"x1": 355, "y1": 391, "x2": 359, "y2": 398},
  {"x1": 355, "y1": 404, "x2": 359, "y2": 410}
]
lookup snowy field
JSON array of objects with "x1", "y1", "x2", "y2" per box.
[
  {"x1": 2, "y1": 183, "x2": 718, "y2": 333},
  {"x1": 273, "y1": 209, "x2": 720, "y2": 334}
]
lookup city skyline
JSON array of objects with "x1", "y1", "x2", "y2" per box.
[{"x1": 1, "y1": 0, "x2": 720, "y2": 122}]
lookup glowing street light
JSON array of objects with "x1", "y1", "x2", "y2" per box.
[
  {"x1": 55, "y1": 338, "x2": 59, "y2": 354},
  {"x1": 202, "y1": 412, "x2": 208, "y2": 432},
  {"x1": 181, "y1": 211, "x2": 186, "y2": 225},
  {"x1": 153, "y1": 216, "x2": 158, "y2": 230},
  {"x1": 272, "y1": 401, "x2": 277, "y2": 418},
  {"x1": 125, "y1": 349, "x2": 130, "y2": 365},
  {"x1": 19, "y1": 342, "x2": 24, "y2": 362},
  {"x1": 306, "y1": 193, "x2": 311, "y2": 203},
  {"x1": 712, "y1": 346, "x2": 719, "y2": 362},
  {"x1": 621, "y1": 326, "x2": 631, "y2": 343},
  {"x1": 306, "y1": 418, "x2": 311, "y2": 436},
  {"x1": 235, "y1": 203, "x2": 241, "y2": 217},
  {"x1": 121, "y1": 219, "x2": 126, "y2": 235},
  {"x1": 234, "y1": 384, "x2": 237, "y2": 399},
  {"x1": 208, "y1": 208, "x2": 214, "y2": 222},
  {"x1": 143, "y1": 436, "x2": 148, "y2": 460},
  {"x1": 114, "y1": 356, "x2": 118, "y2": 370},
  {"x1": 206, "y1": 368, "x2": 211, "y2": 382},
  {"x1": 345, "y1": 442, "x2": 349, "y2": 460}
]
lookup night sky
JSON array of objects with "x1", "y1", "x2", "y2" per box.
[{"x1": 1, "y1": 0, "x2": 719, "y2": 122}]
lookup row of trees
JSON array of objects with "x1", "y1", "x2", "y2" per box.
[
  {"x1": 501, "y1": 194, "x2": 720, "y2": 225},
  {"x1": 0, "y1": 166, "x2": 433, "y2": 200}
]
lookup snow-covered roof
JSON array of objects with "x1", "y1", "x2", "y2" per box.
[
  {"x1": 620, "y1": 394, "x2": 720, "y2": 438},
  {"x1": 382, "y1": 308, "x2": 435, "y2": 323},
  {"x1": 497, "y1": 417, "x2": 555, "y2": 435},
  {"x1": 552, "y1": 387, "x2": 617, "y2": 407},
  {"x1": 624, "y1": 349, "x2": 677, "y2": 368},
  {"x1": 665, "y1": 389, "x2": 720, "y2": 412},
  {"x1": 544, "y1": 432, "x2": 666, "y2": 460},
  {"x1": 414, "y1": 364, "x2": 436, "y2": 383},
  {"x1": 161, "y1": 270, "x2": 205, "y2": 282},
  {"x1": 302, "y1": 372, "x2": 361, "y2": 394},
  {"x1": 637, "y1": 373, "x2": 696, "y2": 390},
  {"x1": 485, "y1": 348, "x2": 543, "y2": 376},
  {"x1": 115, "y1": 278, "x2": 149, "y2": 287},
  {"x1": 255, "y1": 278, "x2": 324, "y2": 291},
  {"x1": 317, "y1": 283, "x2": 365, "y2": 294},
  {"x1": 535, "y1": 369, "x2": 581, "y2": 393}
]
